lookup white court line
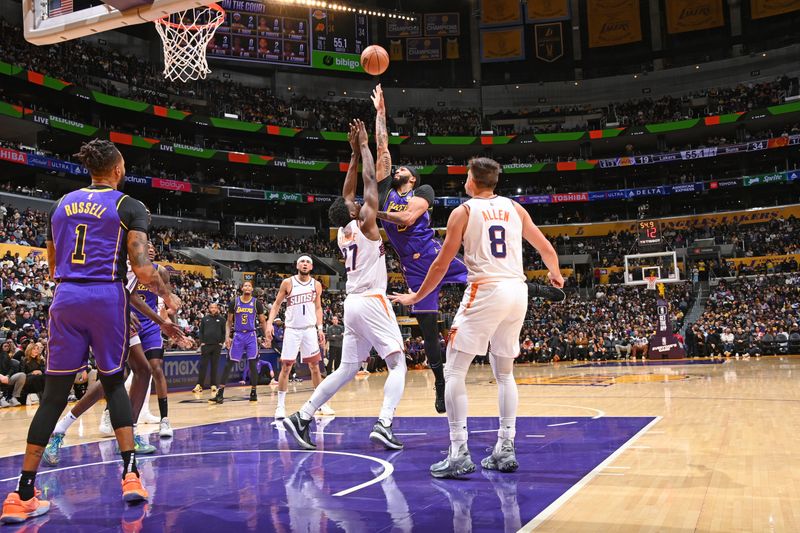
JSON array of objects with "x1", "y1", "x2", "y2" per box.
[
  {"x1": 536, "y1": 403, "x2": 606, "y2": 419},
  {"x1": 526, "y1": 435, "x2": 546, "y2": 438},
  {"x1": 0, "y1": 449, "x2": 393, "y2": 497},
  {"x1": 469, "y1": 429, "x2": 498, "y2": 434},
  {"x1": 547, "y1": 421, "x2": 578, "y2": 427},
  {"x1": 211, "y1": 432, "x2": 227, "y2": 435},
  {"x1": 518, "y1": 416, "x2": 662, "y2": 532},
  {"x1": 394, "y1": 432, "x2": 427, "y2": 436}
]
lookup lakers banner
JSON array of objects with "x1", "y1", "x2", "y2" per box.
[
  {"x1": 386, "y1": 17, "x2": 421, "y2": 37},
  {"x1": 446, "y1": 37, "x2": 460, "y2": 59},
  {"x1": 666, "y1": 0, "x2": 724, "y2": 33},
  {"x1": 160, "y1": 262, "x2": 215, "y2": 279},
  {"x1": 480, "y1": 0, "x2": 523, "y2": 26},
  {"x1": 535, "y1": 22, "x2": 564, "y2": 62},
  {"x1": 537, "y1": 204, "x2": 800, "y2": 238},
  {"x1": 587, "y1": 0, "x2": 642, "y2": 48},
  {"x1": 389, "y1": 40, "x2": 403, "y2": 61},
  {"x1": 526, "y1": 0, "x2": 571, "y2": 22},
  {"x1": 750, "y1": 0, "x2": 800, "y2": 19},
  {"x1": 480, "y1": 27, "x2": 525, "y2": 62},
  {"x1": 406, "y1": 37, "x2": 443, "y2": 61},
  {"x1": 424, "y1": 13, "x2": 460, "y2": 36},
  {"x1": 725, "y1": 254, "x2": 800, "y2": 269}
]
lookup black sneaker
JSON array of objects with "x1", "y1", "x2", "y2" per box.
[
  {"x1": 249, "y1": 389, "x2": 257, "y2": 402},
  {"x1": 208, "y1": 388, "x2": 224, "y2": 404},
  {"x1": 369, "y1": 420, "x2": 403, "y2": 450},
  {"x1": 283, "y1": 413, "x2": 316, "y2": 450},
  {"x1": 434, "y1": 381, "x2": 446, "y2": 414},
  {"x1": 527, "y1": 282, "x2": 566, "y2": 303}
]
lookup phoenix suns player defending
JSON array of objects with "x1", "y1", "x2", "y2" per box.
[
  {"x1": 371, "y1": 84, "x2": 467, "y2": 414},
  {"x1": 391, "y1": 157, "x2": 564, "y2": 478},
  {"x1": 1, "y1": 139, "x2": 176, "y2": 524}
]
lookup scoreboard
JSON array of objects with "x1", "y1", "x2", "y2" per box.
[
  {"x1": 637, "y1": 220, "x2": 663, "y2": 249},
  {"x1": 208, "y1": 1, "x2": 369, "y2": 71}
]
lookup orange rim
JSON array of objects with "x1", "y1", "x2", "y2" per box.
[{"x1": 155, "y1": 3, "x2": 225, "y2": 31}]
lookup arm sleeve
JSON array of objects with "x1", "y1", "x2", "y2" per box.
[
  {"x1": 117, "y1": 196, "x2": 149, "y2": 233},
  {"x1": 378, "y1": 178, "x2": 392, "y2": 210},
  {"x1": 256, "y1": 300, "x2": 265, "y2": 316},
  {"x1": 414, "y1": 185, "x2": 435, "y2": 207}
]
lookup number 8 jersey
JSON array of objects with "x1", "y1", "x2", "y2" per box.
[
  {"x1": 337, "y1": 219, "x2": 388, "y2": 295},
  {"x1": 461, "y1": 196, "x2": 525, "y2": 284}
]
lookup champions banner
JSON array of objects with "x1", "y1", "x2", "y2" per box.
[
  {"x1": 424, "y1": 13, "x2": 460, "y2": 36},
  {"x1": 386, "y1": 17, "x2": 420, "y2": 37},
  {"x1": 406, "y1": 38, "x2": 443, "y2": 61},
  {"x1": 587, "y1": 0, "x2": 643, "y2": 48},
  {"x1": 479, "y1": 0, "x2": 522, "y2": 26},
  {"x1": 526, "y1": 0, "x2": 571, "y2": 22},
  {"x1": 750, "y1": 0, "x2": 800, "y2": 19},
  {"x1": 535, "y1": 22, "x2": 565, "y2": 62},
  {"x1": 480, "y1": 26, "x2": 525, "y2": 62},
  {"x1": 665, "y1": 0, "x2": 724, "y2": 33}
]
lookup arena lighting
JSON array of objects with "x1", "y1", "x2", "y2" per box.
[{"x1": 274, "y1": 0, "x2": 415, "y2": 19}]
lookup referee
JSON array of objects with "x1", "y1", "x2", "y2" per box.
[{"x1": 193, "y1": 303, "x2": 226, "y2": 393}]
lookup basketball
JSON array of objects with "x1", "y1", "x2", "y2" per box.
[{"x1": 360, "y1": 45, "x2": 389, "y2": 76}]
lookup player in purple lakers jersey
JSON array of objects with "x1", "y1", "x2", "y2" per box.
[
  {"x1": 1, "y1": 140, "x2": 175, "y2": 525},
  {"x1": 209, "y1": 280, "x2": 269, "y2": 404},
  {"x1": 371, "y1": 84, "x2": 467, "y2": 413}
]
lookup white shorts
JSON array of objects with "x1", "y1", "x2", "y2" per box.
[
  {"x1": 342, "y1": 293, "x2": 404, "y2": 364},
  {"x1": 449, "y1": 280, "x2": 528, "y2": 358},
  {"x1": 129, "y1": 334, "x2": 141, "y2": 348},
  {"x1": 280, "y1": 327, "x2": 321, "y2": 362}
]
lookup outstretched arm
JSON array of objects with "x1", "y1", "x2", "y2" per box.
[
  {"x1": 355, "y1": 119, "x2": 380, "y2": 240},
  {"x1": 389, "y1": 205, "x2": 468, "y2": 306},
  {"x1": 342, "y1": 121, "x2": 361, "y2": 201},
  {"x1": 513, "y1": 202, "x2": 564, "y2": 288},
  {"x1": 372, "y1": 84, "x2": 392, "y2": 183}
]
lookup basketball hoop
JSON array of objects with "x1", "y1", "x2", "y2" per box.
[
  {"x1": 646, "y1": 275, "x2": 658, "y2": 291},
  {"x1": 154, "y1": 3, "x2": 224, "y2": 83}
]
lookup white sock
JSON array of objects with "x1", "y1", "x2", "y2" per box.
[
  {"x1": 54, "y1": 410, "x2": 78, "y2": 434},
  {"x1": 277, "y1": 391, "x2": 286, "y2": 408},
  {"x1": 490, "y1": 353, "x2": 518, "y2": 446},
  {"x1": 299, "y1": 362, "x2": 359, "y2": 420},
  {"x1": 378, "y1": 352, "x2": 406, "y2": 426},
  {"x1": 445, "y1": 348, "x2": 474, "y2": 457}
]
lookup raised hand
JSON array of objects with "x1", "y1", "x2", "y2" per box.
[
  {"x1": 348, "y1": 120, "x2": 360, "y2": 153},
  {"x1": 354, "y1": 118, "x2": 369, "y2": 146},
  {"x1": 370, "y1": 84, "x2": 385, "y2": 112}
]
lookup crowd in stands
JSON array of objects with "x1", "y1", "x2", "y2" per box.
[
  {"x1": 686, "y1": 273, "x2": 800, "y2": 357},
  {"x1": 1, "y1": 18, "x2": 796, "y2": 137}
]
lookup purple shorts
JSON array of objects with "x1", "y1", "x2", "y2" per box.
[
  {"x1": 47, "y1": 281, "x2": 129, "y2": 376},
  {"x1": 401, "y1": 245, "x2": 468, "y2": 314},
  {"x1": 139, "y1": 323, "x2": 164, "y2": 353},
  {"x1": 230, "y1": 331, "x2": 258, "y2": 361}
]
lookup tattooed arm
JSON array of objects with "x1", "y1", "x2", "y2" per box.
[{"x1": 371, "y1": 84, "x2": 392, "y2": 183}]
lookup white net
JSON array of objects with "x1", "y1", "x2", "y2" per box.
[{"x1": 155, "y1": 4, "x2": 224, "y2": 83}]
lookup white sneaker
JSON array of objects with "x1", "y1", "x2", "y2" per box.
[
  {"x1": 99, "y1": 410, "x2": 114, "y2": 436},
  {"x1": 317, "y1": 403, "x2": 335, "y2": 416},
  {"x1": 8, "y1": 397, "x2": 20, "y2": 407},
  {"x1": 139, "y1": 412, "x2": 161, "y2": 425},
  {"x1": 0, "y1": 398, "x2": 9, "y2": 408},
  {"x1": 274, "y1": 405, "x2": 286, "y2": 420},
  {"x1": 159, "y1": 417, "x2": 173, "y2": 438},
  {"x1": 27, "y1": 393, "x2": 39, "y2": 405}
]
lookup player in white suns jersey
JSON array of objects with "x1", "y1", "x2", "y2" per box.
[
  {"x1": 284, "y1": 119, "x2": 407, "y2": 451},
  {"x1": 266, "y1": 255, "x2": 333, "y2": 419},
  {"x1": 392, "y1": 157, "x2": 564, "y2": 479}
]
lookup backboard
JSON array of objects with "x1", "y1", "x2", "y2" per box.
[{"x1": 623, "y1": 251, "x2": 681, "y2": 286}]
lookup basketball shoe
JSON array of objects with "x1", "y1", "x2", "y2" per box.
[
  {"x1": 369, "y1": 420, "x2": 403, "y2": 450},
  {"x1": 282, "y1": 413, "x2": 315, "y2": 450},
  {"x1": 527, "y1": 282, "x2": 566, "y2": 302},
  {"x1": 42, "y1": 433, "x2": 65, "y2": 467},
  {"x1": 0, "y1": 490, "x2": 50, "y2": 524},
  {"x1": 481, "y1": 439, "x2": 519, "y2": 472},
  {"x1": 430, "y1": 444, "x2": 476, "y2": 479},
  {"x1": 121, "y1": 474, "x2": 148, "y2": 503}
]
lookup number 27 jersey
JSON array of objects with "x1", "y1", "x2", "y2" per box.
[
  {"x1": 462, "y1": 196, "x2": 525, "y2": 284},
  {"x1": 337, "y1": 220, "x2": 388, "y2": 295}
]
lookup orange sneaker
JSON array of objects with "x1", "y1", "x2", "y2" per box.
[
  {"x1": 0, "y1": 490, "x2": 50, "y2": 524},
  {"x1": 121, "y1": 473, "x2": 149, "y2": 503}
]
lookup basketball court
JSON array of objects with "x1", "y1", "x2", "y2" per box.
[{"x1": 2, "y1": 358, "x2": 799, "y2": 531}]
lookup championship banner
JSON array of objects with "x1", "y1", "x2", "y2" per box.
[
  {"x1": 406, "y1": 37, "x2": 443, "y2": 61},
  {"x1": 587, "y1": 0, "x2": 643, "y2": 48},
  {"x1": 424, "y1": 13, "x2": 460, "y2": 36},
  {"x1": 526, "y1": 0, "x2": 570, "y2": 22},
  {"x1": 480, "y1": 26, "x2": 525, "y2": 62},
  {"x1": 665, "y1": 0, "x2": 724, "y2": 34},
  {"x1": 480, "y1": 0, "x2": 522, "y2": 26},
  {"x1": 648, "y1": 299, "x2": 686, "y2": 359},
  {"x1": 750, "y1": 0, "x2": 800, "y2": 19},
  {"x1": 386, "y1": 17, "x2": 420, "y2": 37},
  {"x1": 535, "y1": 22, "x2": 564, "y2": 62}
]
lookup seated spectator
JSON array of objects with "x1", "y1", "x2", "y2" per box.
[{"x1": 0, "y1": 340, "x2": 25, "y2": 407}]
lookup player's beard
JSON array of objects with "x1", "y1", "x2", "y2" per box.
[{"x1": 392, "y1": 173, "x2": 410, "y2": 189}]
